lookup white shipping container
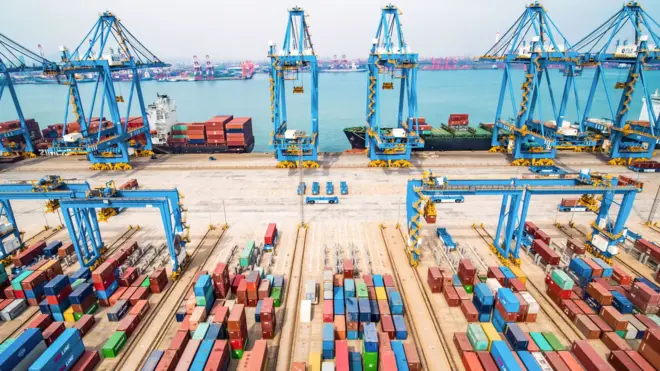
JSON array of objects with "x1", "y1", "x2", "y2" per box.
[
  {"x1": 225, "y1": 299, "x2": 236, "y2": 311},
  {"x1": 0, "y1": 299, "x2": 27, "y2": 321},
  {"x1": 323, "y1": 282, "x2": 333, "y2": 291},
  {"x1": 3, "y1": 236, "x2": 20, "y2": 255},
  {"x1": 519, "y1": 291, "x2": 540, "y2": 314},
  {"x1": 531, "y1": 352, "x2": 553, "y2": 371},
  {"x1": 323, "y1": 270, "x2": 333, "y2": 282},
  {"x1": 625, "y1": 323, "x2": 638, "y2": 339},
  {"x1": 300, "y1": 300, "x2": 312, "y2": 323},
  {"x1": 323, "y1": 290, "x2": 333, "y2": 300},
  {"x1": 322, "y1": 361, "x2": 336, "y2": 371},
  {"x1": 14, "y1": 340, "x2": 47, "y2": 371},
  {"x1": 486, "y1": 278, "x2": 502, "y2": 295}
]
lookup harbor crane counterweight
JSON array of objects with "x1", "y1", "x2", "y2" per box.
[
  {"x1": 54, "y1": 11, "x2": 169, "y2": 170},
  {"x1": 268, "y1": 7, "x2": 320, "y2": 168},
  {"x1": 365, "y1": 4, "x2": 423, "y2": 168}
]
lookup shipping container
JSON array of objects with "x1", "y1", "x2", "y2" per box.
[
  {"x1": 490, "y1": 341, "x2": 522, "y2": 371},
  {"x1": 30, "y1": 328, "x2": 84, "y2": 370},
  {"x1": 571, "y1": 340, "x2": 611, "y2": 371}
]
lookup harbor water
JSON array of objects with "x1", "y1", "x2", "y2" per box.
[{"x1": 1, "y1": 68, "x2": 658, "y2": 152}]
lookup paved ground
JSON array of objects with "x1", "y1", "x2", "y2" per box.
[{"x1": 1, "y1": 151, "x2": 659, "y2": 370}]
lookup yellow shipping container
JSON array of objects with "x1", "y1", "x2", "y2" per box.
[
  {"x1": 38, "y1": 260, "x2": 56, "y2": 272},
  {"x1": 308, "y1": 352, "x2": 322, "y2": 371},
  {"x1": 375, "y1": 287, "x2": 388, "y2": 300},
  {"x1": 480, "y1": 322, "x2": 501, "y2": 350},
  {"x1": 508, "y1": 265, "x2": 527, "y2": 284},
  {"x1": 63, "y1": 307, "x2": 76, "y2": 323}
]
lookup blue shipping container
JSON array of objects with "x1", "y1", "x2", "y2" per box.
[
  {"x1": 190, "y1": 339, "x2": 214, "y2": 371},
  {"x1": 492, "y1": 309, "x2": 507, "y2": 333},
  {"x1": 591, "y1": 258, "x2": 613, "y2": 278},
  {"x1": 194, "y1": 275, "x2": 211, "y2": 297},
  {"x1": 0, "y1": 328, "x2": 43, "y2": 370},
  {"x1": 358, "y1": 298, "x2": 371, "y2": 322},
  {"x1": 363, "y1": 322, "x2": 378, "y2": 353},
  {"x1": 472, "y1": 297, "x2": 493, "y2": 314},
  {"x1": 49, "y1": 298, "x2": 71, "y2": 314},
  {"x1": 29, "y1": 328, "x2": 84, "y2": 371},
  {"x1": 334, "y1": 299, "x2": 345, "y2": 315},
  {"x1": 475, "y1": 283, "x2": 495, "y2": 306},
  {"x1": 53, "y1": 313, "x2": 64, "y2": 322},
  {"x1": 369, "y1": 300, "x2": 380, "y2": 322},
  {"x1": 452, "y1": 274, "x2": 462, "y2": 287},
  {"x1": 499, "y1": 266, "x2": 516, "y2": 284},
  {"x1": 141, "y1": 350, "x2": 164, "y2": 371},
  {"x1": 205, "y1": 324, "x2": 221, "y2": 340},
  {"x1": 323, "y1": 349, "x2": 335, "y2": 360},
  {"x1": 497, "y1": 288, "x2": 520, "y2": 313},
  {"x1": 44, "y1": 275, "x2": 70, "y2": 296},
  {"x1": 346, "y1": 298, "x2": 359, "y2": 322},
  {"x1": 505, "y1": 323, "x2": 528, "y2": 350},
  {"x1": 516, "y1": 351, "x2": 542, "y2": 371},
  {"x1": 612, "y1": 291, "x2": 633, "y2": 314},
  {"x1": 322, "y1": 340, "x2": 334, "y2": 351},
  {"x1": 490, "y1": 340, "x2": 523, "y2": 371},
  {"x1": 69, "y1": 283, "x2": 93, "y2": 305},
  {"x1": 347, "y1": 330, "x2": 359, "y2": 340},
  {"x1": 584, "y1": 294, "x2": 602, "y2": 313},
  {"x1": 388, "y1": 291, "x2": 404, "y2": 315},
  {"x1": 373, "y1": 275, "x2": 384, "y2": 287},
  {"x1": 255, "y1": 300, "x2": 262, "y2": 323},
  {"x1": 39, "y1": 299, "x2": 51, "y2": 315},
  {"x1": 344, "y1": 279, "x2": 355, "y2": 297},
  {"x1": 393, "y1": 315, "x2": 408, "y2": 340},
  {"x1": 349, "y1": 352, "x2": 363, "y2": 371},
  {"x1": 71, "y1": 267, "x2": 91, "y2": 281},
  {"x1": 391, "y1": 341, "x2": 410, "y2": 371},
  {"x1": 25, "y1": 287, "x2": 44, "y2": 300},
  {"x1": 478, "y1": 312, "x2": 491, "y2": 322},
  {"x1": 323, "y1": 323, "x2": 334, "y2": 342},
  {"x1": 96, "y1": 280, "x2": 118, "y2": 300},
  {"x1": 334, "y1": 286, "x2": 345, "y2": 300},
  {"x1": 569, "y1": 258, "x2": 592, "y2": 279}
]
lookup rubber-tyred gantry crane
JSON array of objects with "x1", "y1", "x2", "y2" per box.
[
  {"x1": 365, "y1": 4, "x2": 423, "y2": 168},
  {"x1": 0, "y1": 34, "x2": 59, "y2": 156},
  {"x1": 268, "y1": 7, "x2": 319, "y2": 168},
  {"x1": 574, "y1": 1, "x2": 660, "y2": 165},
  {"x1": 56, "y1": 11, "x2": 169, "y2": 170},
  {"x1": 480, "y1": 2, "x2": 583, "y2": 166}
]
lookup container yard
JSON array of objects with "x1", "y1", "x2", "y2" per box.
[{"x1": 2, "y1": 1, "x2": 660, "y2": 371}]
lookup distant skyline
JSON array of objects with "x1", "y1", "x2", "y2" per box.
[{"x1": 2, "y1": 0, "x2": 659, "y2": 63}]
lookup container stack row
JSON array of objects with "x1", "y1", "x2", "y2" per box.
[
  {"x1": 168, "y1": 115, "x2": 254, "y2": 150},
  {"x1": 523, "y1": 222, "x2": 561, "y2": 266}
]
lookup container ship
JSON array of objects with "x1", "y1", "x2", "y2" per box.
[{"x1": 343, "y1": 114, "x2": 496, "y2": 151}]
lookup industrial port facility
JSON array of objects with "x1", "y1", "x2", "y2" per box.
[{"x1": 2, "y1": 2, "x2": 660, "y2": 371}]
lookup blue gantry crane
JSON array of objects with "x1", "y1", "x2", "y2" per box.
[
  {"x1": 574, "y1": 1, "x2": 660, "y2": 165},
  {"x1": 54, "y1": 11, "x2": 169, "y2": 170},
  {"x1": 405, "y1": 170, "x2": 639, "y2": 267},
  {"x1": 0, "y1": 34, "x2": 59, "y2": 156},
  {"x1": 365, "y1": 4, "x2": 423, "y2": 168},
  {"x1": 268, "y1": 7, "x2": 320, "y2": 169},
  {"x1": 0, "y1": 175, "x2": 189, "y2": 275},
  {"x1": 480, "y1": 2, "x2": 584, "y2": 166}
]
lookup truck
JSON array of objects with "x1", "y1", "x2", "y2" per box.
[
  {"x1": 431, "y1": 195, "x2": 464, "y2": 203},
  {"x1": 312, "y1": 182, "x2": 320, "y2": 195},
  {"x1": 436, "y1": 228, "x2": 457, "y2": 250},
  {"x1": 326, "y1": 182, "x2": 334, "y2": 195},
  {"x1": 305, "y1": 196, "x2": 339, "y2": 205},
  {"x1": 340, "y1": 181, "x2": 348, "y2": 195},
  {"x1": 297, "y1": 182, "x2": 306, "y2": 195}
]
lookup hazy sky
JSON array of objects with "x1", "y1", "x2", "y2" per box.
[{"x1": 2, "y1": 0, "x2": 659, "y2": 63}]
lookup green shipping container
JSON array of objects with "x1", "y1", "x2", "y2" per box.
[
  {"x1": 240, "y1": 240, "x2": 255, "y2": 267},
  {"x1": 231, "y1": 349, "x2": 244, "y2": 359},
  {"x1": 362, "y1": 343, "x2": 378, "y2": 371},
  {"x1": 463, "y1": 285, "x2": 474, "y2": 294},
  {"x1": 172, "y1": 125, "x2": 188, "y2": 131},
  {"x1": 467, "y1": 323, "x2": 488, "y2": 351},
  {"x1": 542, "y1": 332, "x2": 565, "y2": 351},
  {"x1": 0, "y1": 264, "x2": 7, "y2": 285},
  {"x1": 615, "y1": 330, "x2": 626, "y2": 338},
  {"x1": 529, "y1": 332, "x2": 553, "y2": 352},
  {"x1": 102, "y1": 331, "x2": 127, "y2": 358},
  {"x1": 356, "y1": 283, "x2": 368, "y2": 298},
  {"x1": 192, "y1": 322, "x2": 210, "y2": 340},
  {"x1": 71, "y1": 279, "x2": 86, "y2": 290},
  {"x1": 172, "y1": 135, "x2": 187, "y2": 139},
  {"x1": 73, "y1": 312, "x2": 83, "y2": 321},
  {"x1": 551, "y1": 270, "x2": 574, "y2": 290},
  {"x1": 141, "y1": 277, "x2": 150, "y2": 288},
  {"x1": 271, "y1": 287, "x2": 281, "y2": 307},
  {"x1": 11, "y1": 270, "x2": 33, "y2": 291},
  {"x1": 86, "y1": 302, "x2": 99, "y2": 315},
  {"x1": 196, "y1": 296, "x2": 208, "y2": 307}
]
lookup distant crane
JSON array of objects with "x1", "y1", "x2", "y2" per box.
[
  {"x1": 574, "y1": 1, "x2": 660, "y2": 165},
  {"x1": 57, "y1": 11, "x2": 169, "y2": 170},
  {"x1": 0, "y1": 35, "x2": 59, "y2": 156},
  {"x1": 193, "y1": 55, "x2": 203, "y2": 81},
  {"x1": 365, "y1": 4, "x2": 423, "y2": 167},
  {"x1": 268, "y1": 7, "x2": 320, "y2": 168},
  {"x1": 205, "y1": 55, "x2": 215, "y2": 80},
  {"x1": 479, "y1": 2, "x2": 581, "y2": 166}
]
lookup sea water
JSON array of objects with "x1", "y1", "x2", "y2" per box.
[{"x1": 1, "y1": 68, "x2": 658, "y2": 152}]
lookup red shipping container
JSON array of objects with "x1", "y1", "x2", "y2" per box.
[
  {"x1": 632, "y1": 282, "x2": 660, "y2": 305},
  {"x1": 427, "y1": 267, "x2": 443, "y2": 293},
  {"x1": 533, "y1": 239, "x2": 560, "y2": 266},
  {"x1": 601, "y1": 332, "x2": 632, "y2": 351},
  {"x1": 378, "y1": 299, "x2": 391, "y2": 315},
  {"x1": 363, "y1": 274, "x2": 374, "y2": 287},
  {"x1": 488, "y1": 267, "x2": 506, "y2": 286},
  {"x1": 544, "y1": 352, "x2": 570, "y2": 371},
  {"x1": 462, "y1": 351, "x2": 485, "y2": 371},
  {"x1": 575, "y1": 315, "x2": 601, "y2": 339},
  {"x1": 109, "y1": 287, "x2": 127, "y2": 306},
  {"x1": 212, "y1": 305, "x2": 229, "y2": 325},
  {"x1": 557, "y1": 351, "x2": 584, "y2": 371},
  {"x1": 228, "y1": 304, "x2": 246, "y2": 332},
  {"x1": 71, "y1": 350, "x2": 101, "y2": 371},
  {"x1": 335, "y1": 340, "x2": 349, "y2": 371},
  {"x1": 524, "y1": 221, "x2": 538, "y2": 235},
  {"x1": 403, "y1": 342, "x2": 422, "y2": 371},
  {"x1": 168, "y1": 331, "x2": 190, "y2": 358},
  {"x1": 57, "y1": 243, "x2": 73, "y2": 257},
  {"x1": 612, "y1": 267, "x2": 632, "y2": 285},
  {"x1": 584, "y1": 258, "x2": 604, "y2": 278},
  {"x1": 507, "y1": 278, "x2": 525, "y2": 292},
  {"x1": 129, "y1": 299, "x2": 150, "y2": 319},
  {"x1": 117, "y1": 314, "x2": 140, "y2": 338},
  {"x1": 155, "y1": 349, "x2": 180, "y2": 371},
  {"x1": 265, "y1": 223, "x2": 277, "y2": 245},
  {"x1": 495, "y1": 301, "x2": 517, "y2": 322},
  {"x1": 120, "y1": 287, "x2": 138, "y2": 302},
  {"x1": 129, "y1": 287, "x2": 150, "y2": 306},
  {"x1": 383, "y1": 274, "x2": 395, "y2": 288},
  {"x1": 27, "y1": 313, "x2": 53, "y2": 331},
  {"x1": 379, "y1": 349, "x2": 397, "y2": 371},
  {"x1": 572, "y1": 340, "x2": 612, "y2": 371},
  {"x1": 453, "y1": 332, "x2": 474, "y2": 353},
  {"x1": 91, "y1": 262, "x2": 116, "y2": 288},
  {"x1": 3, "y1": 287, "x2": 14, "y2": 299},
  {"x1": 74, "y1": 315, "x2": 96, "y2": 337},
  {"x1": 43, "y1": 321, "x2": 65, "y2": 346},
  {"x1": 534, "y1": 229, "x2": 551, "y2": 245},
  {"x1": 567, "y1": 239, "x2": 586, "y2": 255},
  {"x1": 46, "y1": 285, "x2": 72, "y2": 305},
  {"x1": 625, "y1": 351, "x2": 655, "y2": 371},
  {"x1": 381, "y1": 315, "x2": 395, "y2": 339},
  {"x1": 119, "y1": 267, "x2": 138, "y2": 287},
  {"x1": 476, "y1": 351, "x2": 498, "y2": 371},
  {"x1": 258, "y1": 280, "x2": 271, "y2": 300},
  {"x1": 608, "y1": 351, "x2": 640, "y2": 371},
  {"x1": 14, "y1": 290, "x2": 25, "y2": 299},
  {"x1": 546, "y1": 278, "x2": 571, "y2": 300},
  {"x1": 455, "y1": 286, "x2": 469, "y2": 301},
  {"x1": 461, "y1": 300, "x2": 479, "y2": 322},
  {"x1": 132, "y1": 274, "x2": 148, "y2": 288},
  {"x1": 588, "y1": 314, "x2": 613, "y2": 333},
  {"x1": 150, "y1": 268, "x2": 169, "y2": 294},
  {"x1": 443, "y1": 286, "x2": 460, "y2": 307},
  {"x1": 21, "y1": 270, "x2": 48, "y2": 291},
  {"x1": 574, "y1": 300, "x2": 595, "y2": 315},
  {"x1": 204, "y1": 340, "x2": 229, "y2": 371},
  {"x1": 586, "y1": 282, "x2": 613, "y2": 305}
]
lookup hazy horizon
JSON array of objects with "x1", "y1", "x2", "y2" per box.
[{"x1": 2, "y1": 0, "x2": 659, "y2": 64}]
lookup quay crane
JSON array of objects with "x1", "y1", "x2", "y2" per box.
[
  {"x1": 574, "y1": 1, "x2": 660, "y2": 165},
  {"x1": 55, "y1": 11, "x2": 169, "y2": 170},
  {"x1": 205, "y1": 55, "x2": 215, "y2": 80},
  {"x1": 365, "y1": 4, "x2": 423, "y2": 168},
  {"x1": 480, "y1": 2, "x2": 582, "y2": 166},
  {"x1": 193, "y1": 55, "x2": 203, "y2": 81},
  {"x1": 0, "y1": 175, "x2": 189, "y2": 276},
  {"x1": 268, "y1": 7, "x2": 320, "y2": 168},
  {"x1": 405, "y1": 170, "x2": 639, "y2": 267},
  {"x1": 0, "y1": 34, "x2": 59, "y2": 156}
]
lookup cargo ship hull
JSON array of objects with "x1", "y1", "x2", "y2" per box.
[
  {"x1": 343, "y1": 126, "x2": 493, "y2": 151},
  {"x1": 153, "y1": 141, "x2": 254, "y2": 154}
]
